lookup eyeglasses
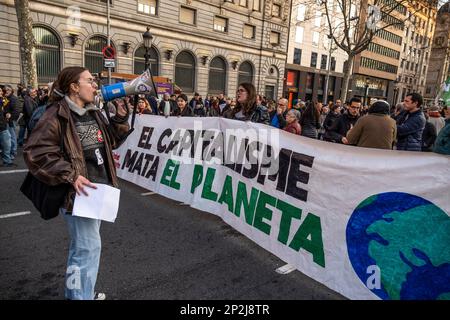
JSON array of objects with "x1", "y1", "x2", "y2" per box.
[{"x1": 78, "y1": 79, "x2": 97, "y2": 87}]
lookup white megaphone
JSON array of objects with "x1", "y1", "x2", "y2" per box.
[{"x1": 97, "y1": 69, "x2": 156, "y2": 102}]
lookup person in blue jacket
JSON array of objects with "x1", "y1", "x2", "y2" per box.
[{"x1": 395, "y1": 93, "x2": 426, "y2": 151}]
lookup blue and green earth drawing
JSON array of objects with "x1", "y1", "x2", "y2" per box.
[{"x1": 346, "y1": 192, "x2": 450, "y2": 300}]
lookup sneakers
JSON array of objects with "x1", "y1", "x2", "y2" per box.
[{"x1": 94, "y1": 292, "x2": 106, "y2": 300}]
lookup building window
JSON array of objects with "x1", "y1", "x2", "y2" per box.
[
  {"x1": 180, "y1": 6, "x2": 196, "y2": 25},
  {"x1": 272, "y1": 3, "x2": 281, "y2": 17},
  {"x1": 33, "y1": 26, "x2": 61, "y2": 84},
  {"x1": 208, "y1": 56, "x2": 226, "y2": 95},
  {"x1": 239, "y1": 0, "x2": 248, "y2": 7},
  {"x1": 270, "y1": 31, "x2": 280, "y2": 46},
  {"x1": 85, "y1": 35, "x2": 114, "y2": 74},
  {"x1": 175, "y1": 51, "x2": 196, "y2": 93},
  {"x1": 297, "y1": 4, "x2": 306, "y2": 21},
  {"x1": 253, "y1": 0, "x2": 260, "y2": 11},
  {"x1": 238, "y1": 61, "x2": 253, "y2": 85},
  {"x1": 315, "y1": 11, "x2": 321, "y2": 27},
  {"x1": 214, "y1": 16, "x2": 228, "y2": 32},
  {"x1": 138, "y1": 0, "x2": 157, "y2": 15},
  {"x1": 310, "y1": 52, "x2": 318, "y2": 68},
  {"x1": 243, "y1": 24, "x2": 255, "y2": 39},
  {"x1": 293, "y1": 48, "x2": 302, "y2": 64},
  {"x1": 295, "y1": 26, "x2": 304, "y2": 43},
  {"x1": 320, "y1": 54, "x2": 327, "y2": 69},
  {"x1": 134, "y1": 45, "x2": 159, "y2": 76},
  {"x1": 331, "y1": 57, "x2": 336, "y2": 71},
  {"x1": 312, "y1": 32, "x2": 319, "y2": 46}
]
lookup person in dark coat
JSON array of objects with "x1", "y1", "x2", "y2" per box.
[
  {"x1": 396, "y1": 93, "x2": 426, "y2": 151},
  {"x1": 3, "y1": 85, "x2": 21, "y2": 159},
  {"x1": 323, "y1": 97, "x2": 361, "y2": 143},
  {"x1": 174, "y1": 94, "x2": 194, "y2": 117},
  {"x1": 231, "y1": 83, "x2": 269, "y2": 125},
  {"x1": 299, "y1": 101, "x2": 321, "y2": 139},
  {"x1": 421, "y1": 113, "x2": 437, "y2": 152},
  {"x1": 322, "y1": 104, "x2": 342, "y2": 142}
]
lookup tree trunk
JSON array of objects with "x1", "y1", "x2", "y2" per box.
[
  {"x1": 340, "y1": 54, "x2": 354, "y2": 102},
  {"x1": 14, "y1": 0, "x2": 38, "y2": 88}
]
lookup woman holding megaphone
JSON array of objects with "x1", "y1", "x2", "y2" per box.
[{"x1": 23, "y1": 66, "x2": 130, "y2": 300}]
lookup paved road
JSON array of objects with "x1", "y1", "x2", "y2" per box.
[{"x1": 0, "y1": 148, "x2": 344, "y2": 300}]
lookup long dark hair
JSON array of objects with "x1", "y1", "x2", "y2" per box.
[
  {"x1": 300, "y1": 101, "x2": 320, "y2": 125},
  {"x1": 49, "y1": 66, "x2": 88, "y2": 102},
  {"x1": 232, "y1": 82, "x2": 257, "y2": 118}
]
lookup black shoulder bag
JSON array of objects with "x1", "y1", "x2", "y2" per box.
[{"x1": 20, "y1": 120, "x2": 71, "y2": 220}]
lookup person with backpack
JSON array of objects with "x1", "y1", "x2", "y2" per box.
[{"x1": 23, "y1": 66, "x2": 130, "y2": 300}]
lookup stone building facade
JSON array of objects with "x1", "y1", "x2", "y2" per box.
[
  {"x1": 394, "y1": 0, "x2": 438, "y2": 106},
  {"x1": 425, "y1": 1, "x2": 450, "y2": 104},
  {"x1": 0, "y1": 0, "x2": 291, "y2": 99}
]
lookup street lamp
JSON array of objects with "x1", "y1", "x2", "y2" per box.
[
  {"x1": 364, "y1": 77, "x2": 370, "y2": 106},
  {"x1": 323, "y1": 34, "x2": 334, "y2": 104},
  {"x1": 142, "y1": 26, "x2": 153, "y2": 71}
]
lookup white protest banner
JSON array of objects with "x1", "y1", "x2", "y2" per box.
[{"x1": 114, "y1": 115, "x2": 450, "y2": 300}]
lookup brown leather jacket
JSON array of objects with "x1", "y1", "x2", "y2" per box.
[{"x1": 23, "y1": 98, "x2": 130, "y2": 211}]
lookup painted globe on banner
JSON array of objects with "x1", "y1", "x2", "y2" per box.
[{"x1": 346, "y1": 192, "x2": 450, "y2": 300}]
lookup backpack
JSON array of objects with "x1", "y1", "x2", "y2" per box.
[{"x1": 28, "y1": 103, "x2": 48, "y2": 133}]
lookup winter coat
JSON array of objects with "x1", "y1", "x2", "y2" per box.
[
  {"x1": 283, "y1": 121, "x2": 301, "y2": 135},
  {"x1": 396, "y1": 109, "x2": 426, "y2": 151},
  {"x1": 421, "y1": 121, "x2": 437, "y2": 152},
  {"x1": 433, "y1": 119, "x2": 450, "y2": 155},
  {"x1": 346, "y1": 113, "x2": 397, "y2": 150},
  {"x1": 4, "y1": 94, "x2": 21, "y2": 126},
  {"x1": 23, "y1": 97, "x2": 130, "y2": 212},
  {"x1": 232, "y1": 104, "x2": 270, "y2": 125},
  {"x1": 323, "y1": 112, "x2": 359, "y2": 143}
]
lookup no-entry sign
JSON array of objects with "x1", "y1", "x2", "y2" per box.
[{"x1": 102, "y1": 45, "x2": 115, "y2": 59}]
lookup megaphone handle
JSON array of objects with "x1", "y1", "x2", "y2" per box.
[
  {"x1": 131, "y1": 94, "x2": 138, "y2": 129},
  {"x1": 146, "y1": 67, "x2": 159, "y2": 101}
]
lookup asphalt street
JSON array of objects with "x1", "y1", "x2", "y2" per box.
[{"x1": 0, "y1": 147, "x2": 344, "y2": 300}]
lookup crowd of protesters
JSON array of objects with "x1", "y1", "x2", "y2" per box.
[{"x1": 1, "y1": 81, "x2": 449, "y2": 168}]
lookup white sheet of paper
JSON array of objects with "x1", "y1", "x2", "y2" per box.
[{"x1": 72, "y1": 183, "x2": 120, "y2": 223}]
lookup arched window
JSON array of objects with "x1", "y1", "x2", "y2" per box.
[
  {"x1": 238, "y1": 61, "x2": 253, "y2": 85},
  {"x1": 85, "y1": 36, "x2": 114, "y2": 74},
  {"x1": 208, "y1": 56, "x2": 226, "y2": 95},
  {"x1": 32, "y1": 26, "x2": 61, "y2": 83},
  {"x1": 175, "y1": 51, "x2": 195, "y2": 93},
  {"x1": 134, "y1": 45, "x2": 159, "y2": 76}
]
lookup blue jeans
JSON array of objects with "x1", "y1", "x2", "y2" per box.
[
  {"x1": 63, "y1": 209, "x2": 102, "y2": 300},
  {"x1": 8, "y1": 121, "x2": 17, "y2": 157},
  {"x1": 0, "y1": 129, "x2": 12, "y2": 164},
  {"x1": 18, "y1": 125, "x2": 27, "y2": 146}
]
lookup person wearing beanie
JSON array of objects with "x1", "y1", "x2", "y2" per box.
[{"x1": 346, "y1": 100, "x2": 397, "y2": 150}]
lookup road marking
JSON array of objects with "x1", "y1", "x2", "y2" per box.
[
  {"x1": 0, "y1": 169, "x2": 28, "y2": 175},
  {"x1": 141, "y1": 192, "x2": 156, "y2": 196},
  {"x1": 0, "y1": 211, "x2": 31, "y2": 219},
  {"x1": 275, "y1": 264, "x2": 296, "y2": 274}
]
